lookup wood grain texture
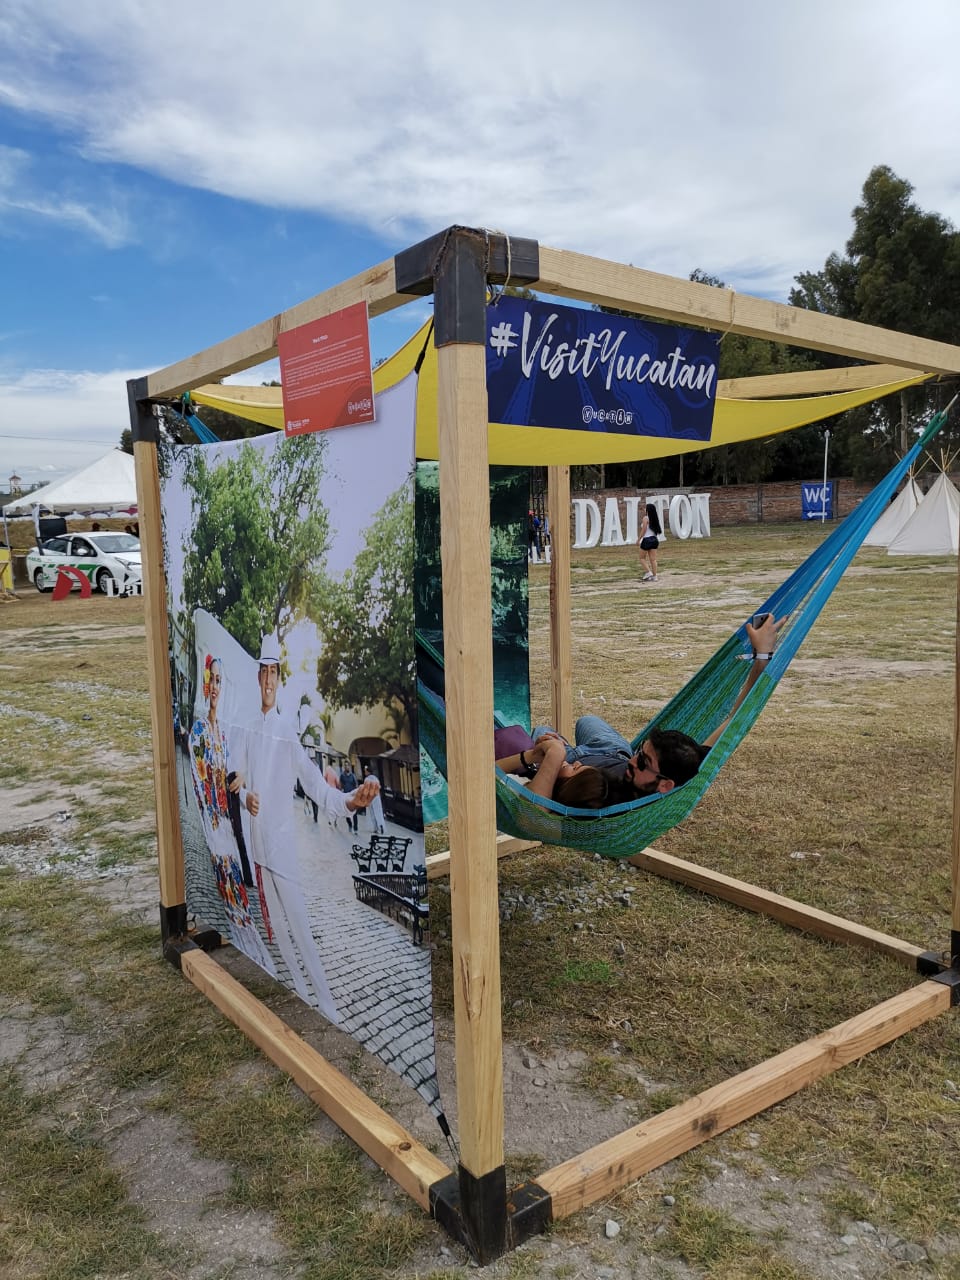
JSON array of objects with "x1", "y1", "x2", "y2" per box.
[
  {"x1": 538, "y1": 981, "x2": 952, "y2": 1217},
  {"x1": 134, "y1": 440, "x2": 184, "y2": 908},
  {"x1": 719, "y1": 363, "x2": 927, "y2": 399},
  {"x1": 180, "y1": 948, "x2": 450, "y2": 1207},
  {"x1": 437, "y1": 341, "x2": 505, "y2": 1177},
  {"x1": 628, "y1": 845, "x2": 927, "y2": 966},
  {"x1": 547, "y1": 466, "x2": 573, "y2": 743},
  {"x1": 536, "y1": 247, "x2": 960, "y2": 375},
  {"x1": 146, "y1": 258, "x2": 402, "y2": 398}
]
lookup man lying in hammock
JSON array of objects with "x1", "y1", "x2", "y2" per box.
[{"x1": 520, "y1": 612, "x2": 786, "y2": 805}]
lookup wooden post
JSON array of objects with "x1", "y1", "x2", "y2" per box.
[
  {"x1": 129, "y1": 385, "x2": 186, "y2": 937},
  {"x1": 433, "y1": 232, "x2": 506, "y2": 1259},
  {"x1": 547, "y1": 466, "x2": 573, "y2": 742}
]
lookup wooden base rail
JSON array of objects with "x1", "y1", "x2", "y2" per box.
[
  {"x1": 628, "y1": 845, "x2": 929, "y2": 969},
  {"x1": 175, "y1": 944, "x2": 450, "y2": 1209},
  {"x1": 538, "y1": 981, "x2": 952, "y2": 1219},
  {"x1": 427, "y1": 835, "x2": 928, "y2": 968}
]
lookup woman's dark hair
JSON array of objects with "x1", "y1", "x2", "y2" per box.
[
  {"x1": 553, "y1": 767, "x2": 609, "y2": 810},
  {"x1": 646, "y1": 503, "x2": 662, "y2": 536}
]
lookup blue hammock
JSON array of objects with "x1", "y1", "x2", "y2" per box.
[{"x1": 418, "y1": 406, "x2": 951, "y2": 858}]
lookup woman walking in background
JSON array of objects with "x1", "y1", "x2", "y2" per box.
[{"x1": 639, "y1": 503, "x2": 662, "y2": 582}]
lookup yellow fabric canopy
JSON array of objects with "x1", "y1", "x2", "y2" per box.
[{"x1": 190, "y1": 321, "x2": 929, "y2": 465}]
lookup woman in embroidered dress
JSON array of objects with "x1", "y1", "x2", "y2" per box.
[{"x1": 189, "y1": 655, "x2": 275, "y2": 973}]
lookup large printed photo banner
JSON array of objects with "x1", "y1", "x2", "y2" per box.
[
  {"x1": 486, "y1": 296, "x2": 720, "y2": 441},
  {"x1": 158, "y1": 374, "x2": 443, "y2": 1116}
]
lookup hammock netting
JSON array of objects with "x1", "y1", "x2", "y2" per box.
[{"x1": 418, "y1": 407, "x2": 950, "y2": 859}]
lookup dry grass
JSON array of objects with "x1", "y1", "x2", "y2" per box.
[
  {"x1": 1, "y1": 524, "x2": 959, "y2": 1277},
  {"x1": 434, "y1": 524, "x2": 960, "y2": 1248}
]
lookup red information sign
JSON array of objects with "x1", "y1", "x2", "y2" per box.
[{"x1": 278, "y1": 301, "x2": 375, "y2": 436}]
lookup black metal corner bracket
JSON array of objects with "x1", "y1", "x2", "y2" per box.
[
  {"x1": 429, "y1": 1164, "x2": 551, "y2": 1263},
  {"x1": 160, "y1": 901, "x2": 189, "y2": 944},
  {"x1": 394, "y1": 225, "x2": 539, "y2": 348},
  {"x1": 917, "y1": 950, "x2": 949, "y2": 976},
  {"x1": 128, "y1": 375, "x2": 159, "y2": 444},
  {"x1": 931, "y1": 967, "x2": 960, "y2": 1006},
  {"x1": 162, "y1": 935, "x2": 197, "y2": 971}
]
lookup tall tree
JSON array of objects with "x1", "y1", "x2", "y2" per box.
[
  {"x1": 178, "y1": 434, "x2": 331, "y2": 660},
  {"x1": 311, "y1": 482, "x2": 417, "y2": 738},
  {"x1": 790, "y1": 165, "x2": 960, "y2": 470}
]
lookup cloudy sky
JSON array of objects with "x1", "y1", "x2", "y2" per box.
[{"x1": 2, "y1": 0, "x2": 959, "y2": 484}]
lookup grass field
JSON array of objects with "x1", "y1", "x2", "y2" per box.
[{"x1": 1, "y1": 522, "x2": 958, "y2": 1280}]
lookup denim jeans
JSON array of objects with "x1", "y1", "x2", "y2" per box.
[{"x1": 532, "y1": 715, "x2": 632, "y2": 765}]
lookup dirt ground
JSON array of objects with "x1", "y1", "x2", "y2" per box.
[{"x1": 1, "y1": 580, "x2": 956, "y2": 1280}]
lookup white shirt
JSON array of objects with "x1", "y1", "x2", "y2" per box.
[{"x1": 234, "y1": 708, "x2": 353, "y2": 882}]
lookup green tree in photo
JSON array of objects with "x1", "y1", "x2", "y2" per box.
[
  {"x1": 312, "y1": 482, "x2": 417, "y2": 738},
  {"x1": 179, "y1": 434, "x2": 331, "y2": 660}
]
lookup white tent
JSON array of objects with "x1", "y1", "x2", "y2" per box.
[
  {"x1": 887, "y1": 472, "x2": 960, "y2": 556},
  {"x1": 3, "y1": 450, "x2": 137, "y2": 517},
  {"x1": 863, "y1": 476, "x2": 923, "y2": 548}
]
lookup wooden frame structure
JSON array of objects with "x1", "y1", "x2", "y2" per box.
[{"x1": 129, "y1": 225, "x2": 960, "y2": 1263}]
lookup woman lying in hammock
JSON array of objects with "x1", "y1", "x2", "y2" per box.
[
  {"x1": 496, "y1": 731, "x2": 612, "y2": 808},
  {"x1": 496, "y1": 612, "x2": 786, "y2": 809}
]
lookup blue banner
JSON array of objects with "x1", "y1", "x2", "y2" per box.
[
  {"x1": 801, "y1": 481, "x2": 833, "y2": 519},
  {"x1": 485, "y1": 297, "x2": 719, "y2": 441}
]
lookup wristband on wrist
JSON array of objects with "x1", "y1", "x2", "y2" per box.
[
  {"x1": 752, "y1": 651, "x2": 773, "y2": 661},
  {"x1": 519, "y1": 750, "x2": 538, "y2": 777}
]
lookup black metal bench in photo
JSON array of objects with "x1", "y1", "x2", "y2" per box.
[
  {"x1": 352, "y1": 866, "x2": 429, "y2": 945},
  {"x1": 351, "y1": 833, "x2": 412, "y2": 875}
]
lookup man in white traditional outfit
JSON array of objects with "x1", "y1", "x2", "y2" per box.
[{"x1": 235, "y1": 635, "x2": 379, "y2": 1023}]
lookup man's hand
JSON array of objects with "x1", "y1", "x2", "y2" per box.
[
  {"x1": 347, "y1": 778, "x2": 381, "y2": 812},
  {"x1": 534, "y1": 729, "x2": 568, "y2": 745},
  {"x1": 745, "y1": 612, "x2": 787, "y2": 653},
  {"x1": 227, "y1": 771, "x2": 245, "y2": 794},
  {"x1": 245, "y1": 791, "x2": 260, "y2": 817},
  {"x1": 535, "y1": 737, "x2": 568, "y2": 764}
]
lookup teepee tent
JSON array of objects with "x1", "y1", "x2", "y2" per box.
[
  {"x1": 863, "y1": 476, "x2": 923, "y2": 547},
  {"x1": 887, "y1": 471, "x2": 960, "y2": 556}
]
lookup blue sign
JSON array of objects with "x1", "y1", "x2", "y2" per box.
[
  {"x1": 802, "y1": 481, "x2": 833, "y2": 519},
  {"x1": 485, "y1": 297, "x2": 719, "y2": 441}
]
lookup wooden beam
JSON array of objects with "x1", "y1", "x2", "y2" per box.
[
  {"x1": 547, "y1": 466, "x2": 574, "y2": 743},
  {"x1": 538, "y1": 980, "x2": 952, "y2": 1218},
  {"x1": 425, "y1": 833, "x2": 540, "y2": 881},
  {"x1": 133, "y1": 440, "x2": 184, "y2": 910},
  {"x1": 535, "y1": 247, "x2": 960, "y2": 376},
  {"x1": 145, "y1": 257, "x2": 405, "y2": 399},
  {"x1": 179, "y1": 947, "x2": 449, "y2": 1208},
  {"x1": 437, "y1": 339, "x2": 505, "y2": 1180},
  {"x1": 627, "y1": 845, "x2": 927, "y2": 968},
  {"x1": 718, "y1": 363, "x2": 928, "y2": 400}
]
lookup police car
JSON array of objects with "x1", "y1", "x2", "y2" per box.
[{"x1": 26, "y1": 531, "x2": 142, "y2": 594}]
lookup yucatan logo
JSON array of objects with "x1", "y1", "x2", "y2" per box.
[{"x1": 485, "y1": 296, "x2": 719, "y2": 440}]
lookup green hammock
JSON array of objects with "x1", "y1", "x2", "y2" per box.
[{"x1": 418, "y1": 406, "x2": 951, "y2": 859}]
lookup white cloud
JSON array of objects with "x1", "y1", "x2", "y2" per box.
[
  {"x1": 2, "y1": 0, "x2": 960, "y2": 488},
  {"x1": 0, "y1": 1, "x2": 958, "y2": 295},
  {"x1": 0, "y1": 367, "x2": 138, "y2": 483}
]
